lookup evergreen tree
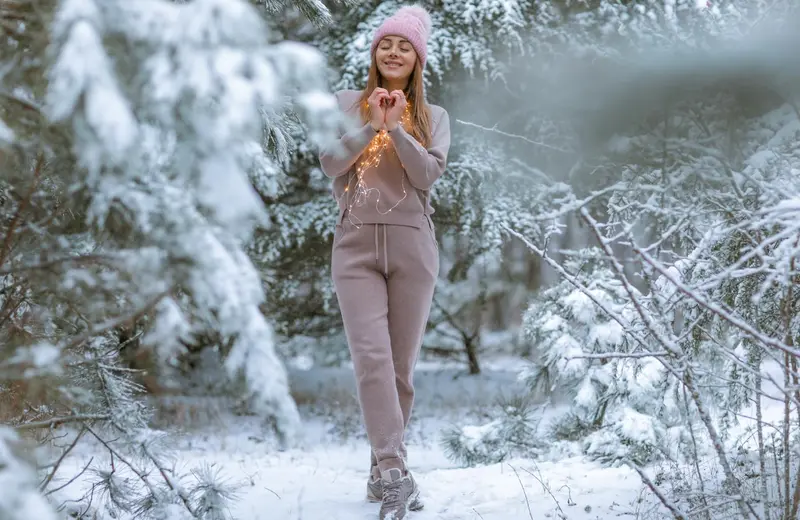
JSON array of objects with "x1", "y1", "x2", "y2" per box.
[{"x1": 0, "y1": 0, "x2": 338, "y2": 516}]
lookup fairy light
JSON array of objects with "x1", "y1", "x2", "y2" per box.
[{"x1": 338, "y1": 102, "x2": 412, "y2": 228}]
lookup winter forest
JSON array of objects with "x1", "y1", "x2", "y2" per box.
[{"x1": 3, "y1": 0, "x2": 800, "y2": 518}]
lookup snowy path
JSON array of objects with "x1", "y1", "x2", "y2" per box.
[
  {"x1": 56, "y1": 364, "x2": 661, "y2": 519},
  {"x1": 164, "y1": 410, "x2": 655, "y2": 520},
  {"x1": 229, "y1": 440, "x2": 647, "y2": 519}
]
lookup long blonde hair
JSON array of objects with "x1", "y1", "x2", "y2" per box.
[{"x1": 358, "y1": 57, "x2": 432, "y2": 148}]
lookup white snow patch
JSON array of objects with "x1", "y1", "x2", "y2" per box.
[
  {"x1": 51, "y1": 363, "x2": 660, "y2": 519},
  {"x1": 56, "y1": 415, "x2": 654, "y2": 520}
]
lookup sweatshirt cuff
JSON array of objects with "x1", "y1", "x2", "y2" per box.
[
  {"x1": 387, "y1": 124, "x2": 421, "y2": 153},
  {"x1": 387, "y1": 124, "x2": 413, "y2": 145}
]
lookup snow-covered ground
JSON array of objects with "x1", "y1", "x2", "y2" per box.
[
  {"x1": 213, "y1": 419, "x2": 649, "y2": 519},
  {"x1": 54, "y1": 361, "x2": 664, "y2": 519}
]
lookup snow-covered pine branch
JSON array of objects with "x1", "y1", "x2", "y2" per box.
[
  {"x1": 0, "y1": 0, "x2": 339, "y2": 516},
  {"x1": 441, "y1": 0, "x2": 800, "y2": 517}
]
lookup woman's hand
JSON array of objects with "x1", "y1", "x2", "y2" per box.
[
  {"x1": 385, "y1": 90, "x2": 407, "y2": 131},
  {"x1": 367, "y1": 88, "x2": 390, "y2": 131}
]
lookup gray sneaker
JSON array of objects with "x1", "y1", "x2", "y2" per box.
[
  {"x1": 367, "y1": 466, "x2": 382, "y2": 503},
  {"x1": 378, "y1": 468, "x2": 423, "y2": 519}
]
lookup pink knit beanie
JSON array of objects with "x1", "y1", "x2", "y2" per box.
[{"x1": 370, "y1": 5, "x2": 432, "y2": 69}]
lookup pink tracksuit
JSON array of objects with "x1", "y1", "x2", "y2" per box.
[{"x1": 319, "y1": 89, "x2": 451, "y2": 473}]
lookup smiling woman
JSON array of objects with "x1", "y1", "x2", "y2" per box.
[
  {"x1": 317, "y1": 4, "x2": 451, "y2": 520},
  {"x1": 376, "y1": 36, "x2": 417, "y2": 87}
]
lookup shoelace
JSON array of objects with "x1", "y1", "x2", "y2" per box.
[{"x1": 382, "y1": 480, "x2": 404, "y2": 506}]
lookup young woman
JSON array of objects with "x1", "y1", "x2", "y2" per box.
[{"x1": 318, "y1": 5, "x2": 450, "y2": 519}]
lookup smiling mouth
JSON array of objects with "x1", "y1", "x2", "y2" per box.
[{"x1": 384, "y1": 62, "x2": 403, "y2": 69}]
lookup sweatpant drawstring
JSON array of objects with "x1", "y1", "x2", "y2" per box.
[
  {"x1": 383, "y1": 224, "x2": 388, "y2": 277},
  {"x1": 374, "y1": 224, "x2": 379, "y2": 265},
  {"x1": 373, "y1": 224, "x2": 389, "y2": 277}
]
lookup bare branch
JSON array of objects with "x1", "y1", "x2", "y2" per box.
[
  {"x1": 62, "y1": 289, "x2": 171, "y2": 351},
  {"x1": 15, "y1": 414, "x2": 110, "y2": 431},
  {"x1": 0, "y1": 254, "x2": 120, "y2": 276},
  {"x1": 627, "y1": 461, "x2": 689, "y2": 520},
  {"x1": 456, "y1": 119, "x2": 572, "y2": 153},
  {"x1": 567, "y1": 351, "x2": 671, "y2": 360},
  {"x1": 39, "y1": 427, "x2": 86, "y2": 491},
  {"x1": 634, "y1": 246, "x2": 800, "y2": 359}
]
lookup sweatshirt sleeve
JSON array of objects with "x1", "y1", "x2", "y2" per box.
[
  {"x1": 318, "y1": 93, "x2": 377, "y2": 178},
  {"x1": 388, "y1": 109, "x2": 450, "y2": 190}
]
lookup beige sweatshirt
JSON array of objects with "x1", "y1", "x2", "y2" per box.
[{"x1": 319, "y1": 89, "x2": 451, "y2": 228}]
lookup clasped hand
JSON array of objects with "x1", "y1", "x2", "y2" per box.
[{"x1": 367, "y1": 87, "x2": 407, "y2": 132}]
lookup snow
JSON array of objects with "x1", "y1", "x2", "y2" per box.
[
  {"x1": 8, "y1": 343, "x2": 62, "y2": 377},
  {"x1": 53, "y1": 363, "x2": 660, "y2": 519},
  {"x1": 0, "y1": 429, "x2": 57, "y2": 520},
  {"x1": 0, "y1": 117, "x2": 14, "y2": 145},
  {"x1": 239, "y1": 447, "x2": 642, "y2": 519}
]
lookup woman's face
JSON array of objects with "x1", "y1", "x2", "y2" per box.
[{"x1": 375, "y1": 36, "x2": 417, "y2": 84}]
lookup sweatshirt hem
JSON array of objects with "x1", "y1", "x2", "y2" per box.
[{"x1": 338, "y1": 208, "x2": 430, "y2": 229}]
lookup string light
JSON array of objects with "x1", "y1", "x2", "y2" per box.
[{"x1": 338, "y1": 102, "x2": 412, "y2": 228}]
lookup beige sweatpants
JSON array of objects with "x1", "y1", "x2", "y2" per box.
[{"x1": 331, "y1": 215, "x2": 439, "y2": 474}]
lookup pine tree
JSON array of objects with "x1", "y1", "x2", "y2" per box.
[{"x1": 0, "y1": 0, "x2": 338, "y2": 516}]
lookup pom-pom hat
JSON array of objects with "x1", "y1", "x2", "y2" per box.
[{"x1": 370, "y1": 5, "x2": 432, "y2": 69}]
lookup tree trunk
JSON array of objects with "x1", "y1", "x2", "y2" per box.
[{"x1": 464, "y1": 337, "x2": 481, "y2": 375}]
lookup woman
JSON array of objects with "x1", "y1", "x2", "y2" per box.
[{"x1": 318, "y1": 5, "x2": 450, "y2": 519}]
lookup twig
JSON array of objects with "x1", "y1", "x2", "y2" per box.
[
  {"x1": 567, "y1": 351, "x2": 671, "y2": 360},
  {"x1": 508, "y1": 464, "x2": 535, "y2": 520},
  {"x1": 83, "y1": 424, "x2": 189, "y2": 513},
  {"x1": 45, "y1": 456, "x2": 94, "y2": 497},
  {"x1": 0, "y1": 253, "x2": 118, "y2": 276},
  {"x1": 755, "y1": 357, "x2": 772, "y2": 520},
  {"x1": 503, "y1": 223, "x2": 686, "y2": 382},
  {"x1": 520, "y1": 464, "x2": 569, "y2": 517},
  {"x1": 0, "y1": 89, "x2": 44, "y2": 114},
  {"x1": 40, "y1": 427, "x2": 86, "y2": 491},
  {"x1": 140, "y1": 442, "x2": 197, "y2": 513},
  {"x1": 63, "y1": 289, "x2": 171, "y2": 351},
  {"x1": 579, "y1": 208, "x2": 682, "y2": 357},
  {"x1": 15, "y1": 414, "x2": 109, "y2": 431},
  {"x1": 627, "y1": 462, "x2": 688, "y2": 520},
  {"x1": 680, "y1": 385, "x2": 712, "y2": 520},
  {"x1": 634, "y1": 245, "x2": 800, "y2": 359},
  {"x1": 455, "y1": 119, "x2": 572, "y2": 153}
]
